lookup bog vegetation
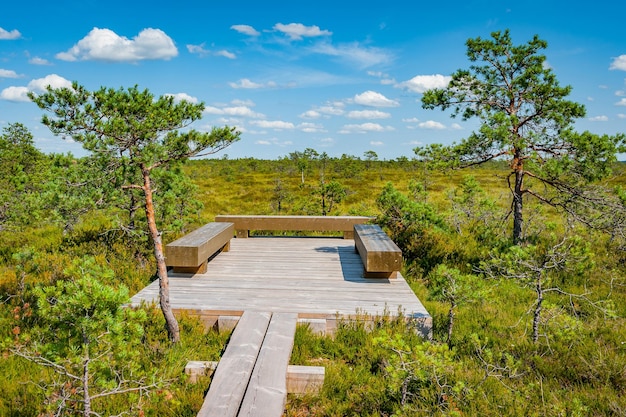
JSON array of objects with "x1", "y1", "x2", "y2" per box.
[{"x1": 1, "y1": 31, "x2": 626, "y2": 416}]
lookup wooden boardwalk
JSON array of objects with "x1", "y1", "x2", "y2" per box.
[
  {"x1": 131, "y1": 236, "x2": 431, "y2": 416},
  {"x1": 130, "y1": 237, "x2": 431, "y2": 331}
]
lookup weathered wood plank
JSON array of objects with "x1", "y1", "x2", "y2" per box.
[
  {"x1": 130, "y1": 237, "x2": 432, "y2": 338},
  {"x1": 215, "y1": 215, "x2": 373, "y2": 238},
  {"x1": 197, "y1": 311, "x2": 271, "y2": 417},
  {"x1": 166, "y1": 222, "x2": 234, "y2": 273},
  {"x1": 238, "y1": 312, "x2": 298, "y2": 417},
  {"x1": 354, "y1": 224, "x2": 402, "y2": 278},
  {"x1": 185, "y1": 361, "x2": 325, "y2": 394},
  {"x1": 286, "y1": 365, "x2": 325, "y2": 394}
]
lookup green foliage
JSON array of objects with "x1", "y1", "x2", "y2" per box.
[
  {"x1": 373, "y1": 330, "x2": 466, "y2": 416},
  {"x1": 479, "y1": 234, "x2": 595, "y2": 343},
  {"x1": 7, "y1": 257, "x2": 158, "y2": 416},
  {"x1": 376, "y1": 182, "x2": 451, "y2": 276},
  {"x1": 31, "y1": 83, "x2": 241, "y2": 343},
  {"x1": 427, "y1": 264, "x2": 488, "y2": 344},
  {"x1": 0, "y1": 123, "x2": 49, "y2": 230},
  {"x1": 1, "y1": 148, "x2": 625, "y2": 415},
  {"x1": 317, "y1": 180, "x2": 347, "y2": 215},
  {"x1": 418, "y1": 29, "x2": 626, "y2": 244}
]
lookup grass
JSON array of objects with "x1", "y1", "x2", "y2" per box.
[{"x1": 1, "y1": 158, "x2": 625, "y2": 416}]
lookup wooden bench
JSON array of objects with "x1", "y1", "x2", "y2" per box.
[
  {"x1": 196, "y1": 311, "x2": 303, "y2": 417},
  {"x1": 214, "y1": 215, "x2": 374, "y2": 239},
  {"x1": 354, "y1": 224, "x2": 402, "y2": 278},
  {"x1": 165, "y1": 222, "x2": 234, "y2": 274}
]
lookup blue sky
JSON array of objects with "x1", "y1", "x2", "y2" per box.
[{"x1": 1, "y1": 0, "x2": 625, "y2": 160}]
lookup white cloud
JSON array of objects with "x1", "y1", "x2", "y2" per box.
[
  {"x1": 216, "y1": 50, "x2": 236, "y2": 59},
  {"x1": 29, "y1": 57, "x2": 52, "y2": 65},
  {"x1": 255, "y1": 138, "x2": 293, "y2": 146},
  {"x1": 250, "y1": 120, "x2": 295, "y2": 130},
  {"x1": 396, "y1": 74, "x2": 452, "y2": 93},
  {"x1": 203, "y1": 105, "x2": 264, "y2": 118},
  {"x1": 0, "y1": 86, "x2": 29, "y2": 102},
  {"x1": 616, "y1": 90, "x2": 626, "y2": 97},
  {"x1": 188, "y1": 44, "x2": 236, "y2": 59},
  {"x1": 616, "y1": 98, "x2": 626, "y2": 106},
  {"x1": 318, "y1": 103, "x2": 345, "y2": 115},
  {"x1": 56, "y1": 27, "x2": 177, "y2": 62},
  {"x1": 347, "y1": 110, "x2": 391, "y2": 119},
  {"x1": 298, "y1": 122, "x2": 325, "y2": 133},
  {"x1": 353, "y1": 91, "x2": 399, "y2": 107},
  {"x1": 165, "y1": 93, "x2": 198, "y2": 103},
  {"x1": 231, "y1": 99, "x2": 255, "y2": 107},
  {"x1": 28, "y1": 74, "x2": 73, "y2": 91},
  {"x1": 187, "y1": 44, "x2": 210, "y2": 56},
  {"x1": 229, "y1": 78, "x2": 277, "y2": 89},
  {"x1": 274, "y1": 23, "x2": 331, "y2": 40},
  {"x1": 311, "y1": 42, "x2": 393, "y2": 68},
  {"x1": 370, "y1": 141, "x2": 384, "y2": 146},
  {"x1": 617, "y1": 113, "x2": 626, "y2": 119},
  {"x1": 402, "y1": 117, "x2": 420, "y2": 123},
  {"x1": 1, "y1": 74, "x2": 72, "y2": 102},
  {"x1": 300, "y1": 110, "x2": 322, "y2": 119},
  {"x1": 231, "y1": 24, "x2": 260, "y2": 36},
  {"x1": 589, "y1": 115, "x2": 609, "y2": 122},
  {"x1": 339, "y1": 123, "x2": 394, "y2": 133},
  {"x1": 0, "y1": 27, "x2": 21, "y2": 40},
  {"x1": 419, "y1": 120, "x2": 446, "y2": 129},
  {"x1": 301, "y1": 102, "x2": 345, "y2": 118},
  {"x1": 0, "y1": 69, "x2": 19, "y2": 78},
  {"x1": 450, "y1": 123, "x2": 463, "y2": 130},
  {"x1": 609, "y1": 55, "x2": 626, "y2": 71}
]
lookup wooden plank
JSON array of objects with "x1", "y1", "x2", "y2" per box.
[
  {"x1": 186, "y1": 361, "x2": 324, "y2": 394},
  {"x1": 238, "y1": 312, "x2": 298, "y2": 417},
  {"x1": 354, "y1": 224, "x2": 402, "y2": 277},
  {"x1": 215, "y1": 215, "x2": 373, "y2": 237},
  {"x1": 286, "y1": 365, "x2": 325, "y2": 394},
  {"x1": 166, "y1": 222, "x2": 234, "y2": 268},
  {"x1": 197, "y1": 311, "x2": 271, "y2": 417}
]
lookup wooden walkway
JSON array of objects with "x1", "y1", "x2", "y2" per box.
[
  {"x1": 131, "y1": 237, "x2": 431, "y2": 331},
  {"x1": 130, "y1": 236, "x2": 431, "y2": 416}
]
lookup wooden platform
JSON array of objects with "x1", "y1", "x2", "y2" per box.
[{"x1": 130, "y1": 237, "x2": 431, "y2": 335}]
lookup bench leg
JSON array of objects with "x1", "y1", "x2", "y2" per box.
[
  {"x1": 343, "y1": 231, "x2": 354, "y2": 239},
  {"x1": 236, "y1": 229, "x2": 249, "y2": 238}
]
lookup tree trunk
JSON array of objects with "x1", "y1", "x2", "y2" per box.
[
  {"x1": 141, "y1": 167, "x2": 180, "y2": 343},
  {"x1": 532, "y1": 278, "x2": 543, "y2": 343},
  {"x1": 512, "y1": 162, "x2": 524, "y2": 245},
  {"x1": 82, "y1": 340, "x2": 91, "y2": 417},
  {"x1": 447, "y1": 301, "x2": 456, "y2": 345}
]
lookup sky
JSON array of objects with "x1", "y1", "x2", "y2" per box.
[{"x1": 1, "y1": 0, "x2": 625, "y2": 160}]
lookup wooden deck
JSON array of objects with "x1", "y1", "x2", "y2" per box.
[{"x1": 130, "y1": 237, "x2": 431, "y2": 334}]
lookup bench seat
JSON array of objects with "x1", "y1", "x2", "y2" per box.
[
  {"x1": 354, "y1": 224, "x2": 402, "y2": 278},
  {"x1": 165, "y1": 222, "x2": 234, "y2": 274}
]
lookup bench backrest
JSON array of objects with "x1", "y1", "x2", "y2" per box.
[{"x1": 215, "y1": 215, "x2": 374, "y2": 238}]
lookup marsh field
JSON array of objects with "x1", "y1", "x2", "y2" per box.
[{"x1": 1, "y1": 156, "x2": 625, "y2": 416}]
